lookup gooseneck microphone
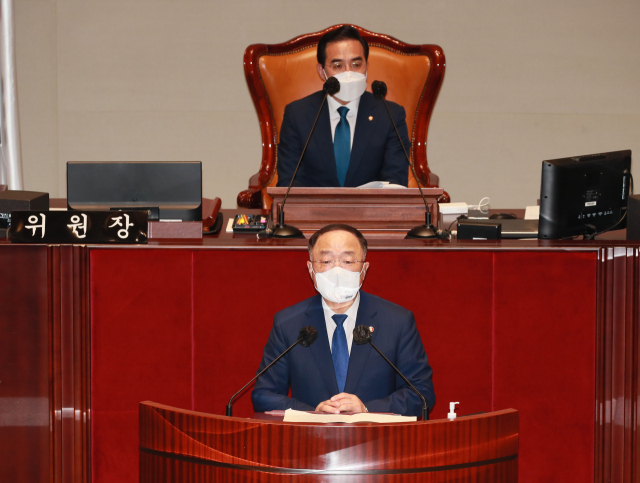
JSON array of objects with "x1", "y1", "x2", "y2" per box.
[
  {"x1": 265, "y1": 77, "x2": 341, "y2": 239},
  {"x1": 226, "y1": 326, "x2": 318, "y2": 417},
  {"x1": 353, "y1": 325, "x2": 429, "y2": 420},
  {"x1": 371, "y1": 80, "x2": 441, "y2": 240}
]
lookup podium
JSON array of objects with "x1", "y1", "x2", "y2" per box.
[
  {"x1": 267, "y1": 187, "x2": 444, "y2": 238},
  {"x1": 139, "y1": 401, "x2": 519, "y2": 482}
]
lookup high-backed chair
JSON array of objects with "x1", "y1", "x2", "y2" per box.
[{"x1": 238, "y1": 24, "x2": 446, "y2": 209}]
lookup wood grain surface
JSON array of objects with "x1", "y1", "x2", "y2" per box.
[
  {"x1": 139, "y1": 401, "x2": 519, "y2": 482},
  {"x1": 2, "y1": 225, "x2": 639, "y2": 483}
]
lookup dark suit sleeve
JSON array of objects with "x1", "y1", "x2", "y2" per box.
[
  {"x1": 276, "y1": 103, "x2": 307, "y2": 187},
  {"x1": 251, "y1": 316, "x2": 315, "y2": 412},
  {"x1": 379, "y1": 104, "x2": 411, "y2": 187},
  {"x1": 363, "y1": 311, "x2": 435, "y2": 416}
]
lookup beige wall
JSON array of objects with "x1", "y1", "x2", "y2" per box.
[{"x1": 14, "y1": 0, "x2": 640, "y2": 208}]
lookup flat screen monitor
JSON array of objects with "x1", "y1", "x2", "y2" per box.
[
  {"x1": 538, "y1": 150, "x2": 631, "y2": 239},
  {"x1": 67, "y1": 161, "x2": 202, "y2": 221}
]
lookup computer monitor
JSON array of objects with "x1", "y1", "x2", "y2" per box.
[
  {"x1": 67, "y1": 161, "x2": 202, "y2": 221},
  {"x1": 538, "y1": 150, "x2": 631, "y2": 239}
]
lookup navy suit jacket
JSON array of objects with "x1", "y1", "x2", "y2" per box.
[
  {"x1": 251, "y1": 292, "x2": 435, "y2": 417},
  {"x1": 276, "y1": 91, "x2": 411, "y2": 187}
]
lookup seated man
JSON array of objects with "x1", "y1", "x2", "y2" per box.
[
  {"x1": 276, "y1": 26, "x2": 411, "y2": 188},
  {"x1": 251, "y1": 224, "x2": 434, "y2": 416}
]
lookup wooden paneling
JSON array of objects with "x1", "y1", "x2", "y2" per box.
[
  {"x1": 2, "y1": 234, "x2": 640, "y2": 483},
  {"x1": 267, "y1": 187, "x2": 442, "y2": 237},
  {"x1": 596, "y1": 247, "x2": 640, "y2": 483},
  {"x1": 49, "y1": 245, "x2": 91, "y2": 483},
  {"x1": 0, "y1": 245, "x2": 91, "y2": 483},
  {"x1": 91, "y1": 248, "x2": 596, "y2": 483},
  {"x1": 139, "y1": 402, "x2": 519, "y2": 483},
  {"x1": 0, "y1": 245, "x2": 50, "y2": 483}
]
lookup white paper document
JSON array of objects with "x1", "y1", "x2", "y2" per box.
[
  {"x1": 283, "y1": 409, "x2": 417, "y2": 423},
  {"x1": 439, "y1": 202, "x2": 468, "y2": 215},
  {"x1": 524, "y1": 205, "x2": 540, "y2": 220},
  {"x1": 357, "y1": 181, "x2": 407, "y2": 189}
]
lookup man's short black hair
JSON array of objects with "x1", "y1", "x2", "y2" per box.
[
  {"x1": 308, "y1": 224, "x2": 368, "y2": 259},
  {"x1": 317, "y1": 25, "x2": 369, "y2": 66}
]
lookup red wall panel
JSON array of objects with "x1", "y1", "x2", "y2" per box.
[
  {"x1": 365, "y1": 250, "x2": 495, "y2": 420},
  {"x1": 89, "y1": 247, "x2": 598, "y2": 483},
  {"x1": 493, "y1": 251, "x2": 597, "y2": 482},
  {"x1": 192, "y1": 250, "x2": 314, "y2": 418},
  {"x1": 91, "y1": 249, "x2": 194, "y2": 483}
]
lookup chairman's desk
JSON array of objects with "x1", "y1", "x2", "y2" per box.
[{"x1": 1, "y1": 211, "x2": 638, "y2": 483}]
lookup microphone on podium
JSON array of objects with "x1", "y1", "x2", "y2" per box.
[
  {"x1": 261, "y1": 77, "x2": 341, "y2": 239},
  {"x1": 353, "y1": 324, "x2": 430, "y2": 420},
  {"x1": 226, "y1": 326, "x2": 319, "y2": 417},
  {"x1": 371, "y1": 80, "x2": 442, "y2": 239}
]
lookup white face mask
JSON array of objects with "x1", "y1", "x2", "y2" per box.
[
  {"x1": 312, "y1": 265, "x2": 364, "y2": 304},
  {"x1": 324, "y1": 70, "x2": 367, "y2": 103}
]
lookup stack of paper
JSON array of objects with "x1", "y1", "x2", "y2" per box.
[
  {"x1": 357, "y1": 181, "x2": 407, "y2": 189},
  {"x1": 283, "y1": 409, "x2": 417, "y2": 423}
]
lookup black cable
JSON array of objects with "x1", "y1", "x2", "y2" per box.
[
  {"x1": 446, "y1": 214, "x2": 467, "y2": 233},
  {"x1": 586, "y1": 172, "x2": 634, "y2": 240}
]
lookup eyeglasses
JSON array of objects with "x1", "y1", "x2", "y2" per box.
[
  {"x1": 311, "y1": 260, "x2": 364, "y2": 270},
  {"x1": 325, "y1": 60, "x2": 366, "y2": 73}
]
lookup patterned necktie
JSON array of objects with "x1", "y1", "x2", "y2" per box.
[
  {"x1": 332, "y1": 313, "x2": 349, "y2": 393},
  {"x1": 334, "y1": 106, "x2": 351, "y2": 187}
]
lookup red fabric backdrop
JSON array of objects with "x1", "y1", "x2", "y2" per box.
[{"x1": 90, "y1": 248, "x2": 597, "y2": 483}]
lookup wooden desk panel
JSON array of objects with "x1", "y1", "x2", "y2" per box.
[
  {"x1": 267, "y1": 187, "x2": 443, "y2": 238},
  {"x1": 0, "y1": 246, "x2": 50, "y2": 483},
  {"x1": 1, "y1": 230, "x2": 638, "y2": 483},
  {"x1": 139, "y1": 402, "x2": 519, "y2": 483}
]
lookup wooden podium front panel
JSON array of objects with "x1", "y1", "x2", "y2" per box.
[
  {"x1": 88, "y1": 248, "x2": 596, "y2": 483},
  {"x1": 267, "y1": 187, "x2": 443, "y2": 236},
  {"x1": 139, "y1": 402, "x2": 519, "y2": 482}
]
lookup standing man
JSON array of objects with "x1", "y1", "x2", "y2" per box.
[
  {"x1": 276, "y1": 26, "x2": 411, "y2": 188},
  {"x1": 251, "y1": 224, "x2": 434, "y2": 416}
]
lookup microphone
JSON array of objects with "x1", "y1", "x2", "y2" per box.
[
  {"x1": 353, "y1": 325, "x2": 429, "y2": 420},
  {"x1": 372, "y1": 80, "x2": 441, "y2": 240},
  {"x1": 226, "y1": 326, "x2": 318, "y2": 417},
  {"x1": 264, "y1": 77, "x2": 341, "y2": 238}
]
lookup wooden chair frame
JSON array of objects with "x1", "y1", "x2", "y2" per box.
[{"x1": 238, "y1": 24, "x2": 446, "y2": 209}]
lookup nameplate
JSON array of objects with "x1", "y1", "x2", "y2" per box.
[{"x1": 8, "y1": 211, "x2": 148, "y2": 244}]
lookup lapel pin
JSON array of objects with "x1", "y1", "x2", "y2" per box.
[
  {"x1": 369, "y1": 326, "x2": 375, "y2": 332},
  {"x1": 368, "y1": 116, "x2": 374, "y2": 121}
]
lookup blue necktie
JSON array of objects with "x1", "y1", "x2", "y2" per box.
[
  {"x1": 332, "y1": 314, "x2": 349, "y2": 393},
  {"x1": 334, "y1": 106, "x2": 351, "y2": 187}
]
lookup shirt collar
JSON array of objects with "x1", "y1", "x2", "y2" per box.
[
  {"x1": 327, "y1": 93, "x2": 361, "y2": 119},
  {"x1": 321, "y1": 291, "x2": 361, "y2": 321}
]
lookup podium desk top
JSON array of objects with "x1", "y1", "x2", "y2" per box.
[{"x1": 1, "y1": 207, "x2": 632, "y2": 249}]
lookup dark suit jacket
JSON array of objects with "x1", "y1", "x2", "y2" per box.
[
  {"x1": 276, "y1": 91, "x2": 411, "y2": 187},
  {"x1": 251, "y1": 292, "x2": 435, "y2": 417}
]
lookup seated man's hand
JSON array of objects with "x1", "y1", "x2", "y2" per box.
[{"x1": 315, "y1": 393, "x2": 366, "y2": 414}]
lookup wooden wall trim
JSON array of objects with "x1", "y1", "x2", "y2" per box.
[
  {"x1": 48, "y1": 245, "x2": 91, "y2": 483},
  {"x1": 3, "y1": 242, "x2": 639, "y2": 482},
  {"x1": 596, "y1": 247, "x2": 640, "y2": 483}
]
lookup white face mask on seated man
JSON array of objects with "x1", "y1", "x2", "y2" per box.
[{"x1": 324, "y1": 70, "x2": 367, "y2": 103}]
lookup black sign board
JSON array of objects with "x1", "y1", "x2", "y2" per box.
[{"x1": 9, "y1": 211, "x2": 148, "y2": 244}]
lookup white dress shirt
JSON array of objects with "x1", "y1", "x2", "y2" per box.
[
  {"x1": 321, "y1": 291, "x2": 360, "y2": 355},
  {"x1": 327, "y1": 94, "x2": 361, "y2": 150}
]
